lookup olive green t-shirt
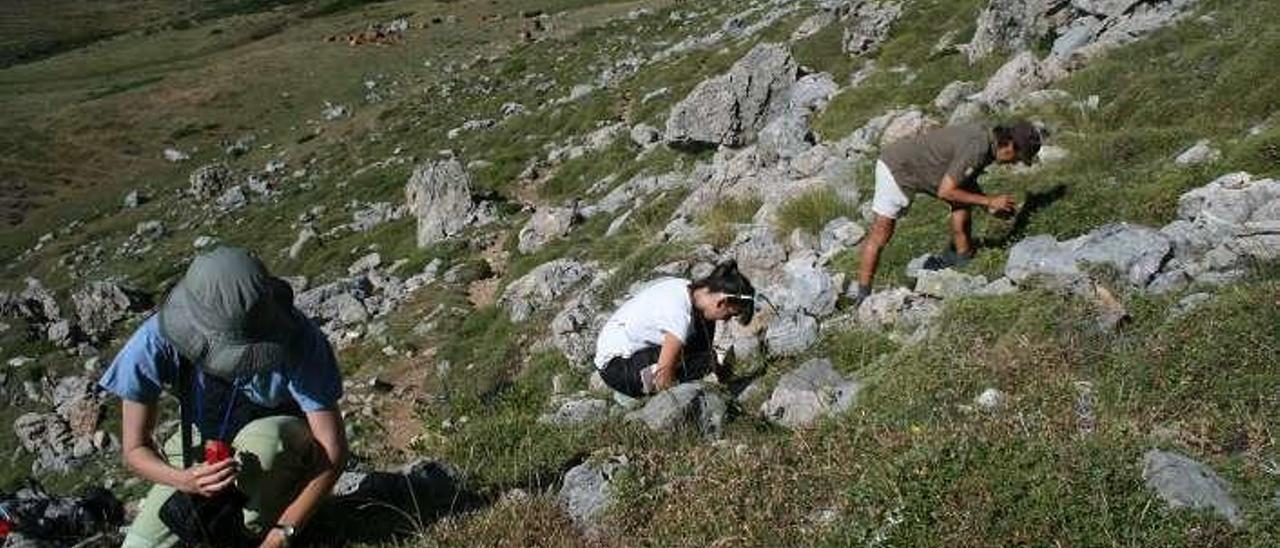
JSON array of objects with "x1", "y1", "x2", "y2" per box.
[{"x1": 879, "y1": 124, "x2": 995, "y2": 196}]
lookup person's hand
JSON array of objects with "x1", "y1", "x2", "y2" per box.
[
  {"x1": 986, "y1": 194, "x2": 1017, "y2": 216},
  {"x1": 654, "y1": 365, "x2": 676, "y2": 392},
  {"x1": 177, "y1": 459, "x2": 238, "y2": 496}
]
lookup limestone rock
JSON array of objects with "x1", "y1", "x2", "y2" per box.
[
  {"x1": 665, "y1": 43, "x2": 798, "y2": 147},
  {"x1": 1174, "y1": 139, "x2": 1221, "y2": 166},
  {"x1": 1142, "y1": 449, "x2": 1243, "y2": 526},
  {"x1": 559, "y1": 455, "x2": 629, "y2": 534},
  {"x1": 405, "y1": 158, "x2": 478, "y2": 248},
  {"x1": 976, "y1": 51, "x2": 1049, "y2": 107},
  {"x1": 764, "y1": 313, "x2": 819, "y2": 357},
  {"x1": 762, "y1": 358, "x2": 859, "y2": 429},
  {"x1": 539, "y1": 398, "x2": 610, "y2": 427},
  {"x1": 625, "y1": 382, "x2": 727, "y2": 439},
  {"x1": 963, "y1": 0, "x2": 1056, "y2": 62},
  {"x1": 518, "y1": 206, "x2": 578, "y2": 254},
  {"x1": 879, "y1": 109, "x2": 939, "y2": 147},
  {"x1": 71, "y1": 281, "x2": 151, "y2": 341},
  {"x1": 499, "y1": 259, "x2": 593, "y2": 322},
  {"x1": 842, "y1": 1, "x2": 903, "y2": 56},
  {"x1": 914, "y1": 268, "x2": 989, "y2": 299}
]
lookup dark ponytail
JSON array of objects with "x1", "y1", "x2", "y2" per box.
[{"x1": 690, "y1": 260, "x2": 757, "y2": 324}]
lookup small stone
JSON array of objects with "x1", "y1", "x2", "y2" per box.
[
  {"x1": 974, "y1": 388, "x2": 1006, "y2": 410},
  {"x1": 1174, "y1": 140, "x2": 1221, "y2": 167}
]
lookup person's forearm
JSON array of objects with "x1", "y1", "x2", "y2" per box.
[
  {"x1": 938, "y1": 186, "x2": 989, "y2": 207},
  {"x1": 125, "y1": 443, "x2": 188, "y2": 490},
  {"x1": 275, "y1": 466, "x2": 340, "y2": 528}
]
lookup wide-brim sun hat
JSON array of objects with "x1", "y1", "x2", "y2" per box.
[{"x1": 158, "y1": 246, "x2": 305, "y2": 379}]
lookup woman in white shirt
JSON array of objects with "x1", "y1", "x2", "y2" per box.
[{"x1": 594, "y1": 261, "x2": 756, "y2": 397}]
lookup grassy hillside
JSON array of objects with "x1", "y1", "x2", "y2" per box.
[{"x1": 1, "y1": 0, "x2": 1277, "y2": 545}]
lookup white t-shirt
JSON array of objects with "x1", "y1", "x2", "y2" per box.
[{"x1": 593, "y1": 278, "x2": 692, "y2": 369}]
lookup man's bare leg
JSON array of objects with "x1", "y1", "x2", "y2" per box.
[
  {"x1": 857, "y1": 214, "x2": 897, "y2": 300},
  {"x1": 950, "y1": 206, "x2": 973, "y2": 256}
]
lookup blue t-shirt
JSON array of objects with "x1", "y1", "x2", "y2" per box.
[{"x1": 98, "y1": 315, "x2": 343, "y2": 412}]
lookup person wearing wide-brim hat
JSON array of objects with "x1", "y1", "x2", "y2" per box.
[{"x1": 99, "y1": 247, "x2": 347, "y2": 548}]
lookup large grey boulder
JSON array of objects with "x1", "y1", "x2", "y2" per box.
[
  {"x1": 1176, "y1": 172, "x2": 1280, "y2": 226},
  {"x1": 1072, "y1": 223, "x2": 1172, "y2": 286},
  {"x1": 841, "y1": 1, "x2": 903, "y2": 56},
  {"x1": 1006, "y1": 223, "x2": 1171, "y2": 290},
  {"x1": 559, "y1": 455, "x2": 629, "y2": 533},
  {"x1": 962, "y1": 0, "x2": 1056, "y2": 62},
  {"x1": 757, "y1": 112, "x2": 815, "y2": 165},
  {"x1": 787, "y1": 72, "x2": 840, "y2": 113},
  {"x1": 665, "y1": 43, "x2": 798, "y2": 148},
  {"x1": 551, "y1": 296, "x2": 605, "y2": 367},
  {"x1": 405, "y1": 158, "x2": 477, "y2": 247},
  {"x1": 976, "y1": 51, "x2": 1050, "y2": 106},
  {"x1": 731, "y1": 225, "x2": 788, "y2": 280},
  {"x1": 517, "y1": 206, "x2": 578, "y2": 254},
  {"x1": 625, "y1": 382, "x2": 728, "y2": 439},
  {"x1": 71, "y1": 281, "x2": 151, "y2": 341},
  {"x1": 499, "y1": 259, "x2": 593, "y2": 322},
  {"x1": 774, "y1": 252, "x2": 840, "y2": 318},
  {"x1": 762, "y1": 358, "x2": 860, "y2": 429},
  {"x1": 764, "y1": 312, "x2": 819, "y2": 358},
  {"x1": 1142, "y1": 449, "x2": 1243, "y2": 526}
]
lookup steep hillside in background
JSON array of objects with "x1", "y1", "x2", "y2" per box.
[{"x1": 1, "y1": 0, "x2": 1278, "y2": 545}]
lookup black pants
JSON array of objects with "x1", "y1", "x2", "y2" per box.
[{"x1": 599, "y1": 346, "x2": 717, "y2": 397}]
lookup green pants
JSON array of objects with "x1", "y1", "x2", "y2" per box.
[{"x1": 123, "y1": 415, "x2": 323, "y2": 548}]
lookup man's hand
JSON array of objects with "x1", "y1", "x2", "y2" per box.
[
  {"x1": 177, "y1": 459, "x2": 238, "y2": 496},
  {"x1": 653, "y1": 364, "x2": 676, "y2": 392},
  {"x1": 986, "y1": 194, "x2": 1017, "y2": 215}
]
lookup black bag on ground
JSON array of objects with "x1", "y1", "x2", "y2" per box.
[{"x1": 158, "y1": 489, "x2": 253, "y2": 547}]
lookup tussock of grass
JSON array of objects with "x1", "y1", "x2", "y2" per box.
[
  {"x1": 699, "y1": 196, "x2": 761, "y2": 248},
  {"x1": 774, "y1": 186, "x2": 859, "y2": 237}
]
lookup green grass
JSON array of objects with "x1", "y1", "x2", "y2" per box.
[
  {"x1": 774, "y1": 186, "x2": 860, "y2": 238},
  {"x1": 699, "y1": 196, "x2": 762, "y2": 248},
  {"x1": 4, "y1": 0, "x2": 1280, "y2": 545}
]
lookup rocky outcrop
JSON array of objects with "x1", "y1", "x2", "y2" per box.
[
  {"x1": 1006, "y1": 223, "x2": 1171, "y2": 291},
  {"x1": 517, "y1": 206, "x2": 578, "y2": 254},
  {"x1": 841, "y1": 1, "x2": 904, "y2": 56},
  {"x1": 71, "y1": 281, "x2": 151, "y2": 342},
  {"x1": 499, "y1": 259, "x2": 594, "y2": 322},
  {"x1": 405, "y1": 158, "x2": 479, "y2": 248},
  {"x1": 665, "y1": 43, "x2": 799, "y2": 148}
]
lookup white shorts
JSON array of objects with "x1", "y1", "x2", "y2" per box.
[{"x1": 872, "y1": 160, "x2": 911, "y2": 219}]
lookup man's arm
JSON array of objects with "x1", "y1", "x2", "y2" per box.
[
  {"x1": 261, "y1": 410, "x2": 348, "y2": 548},
  {"x1": 936, "y1": 174, "x2": 1015, "y2": 213},
  {"x1": 120, "y1": 400, "x2": 237, "y2": 496},
  {"x1": 653, "y1": 332, "x2": 684, "y2": 391}
]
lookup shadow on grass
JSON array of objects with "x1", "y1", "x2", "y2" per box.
[
  {"x1": 979, "y1": 183, "x2": 1068, "y2": 249},
  {"x1": 302, "y1": 465, "x2": 490, "y2": 546}
]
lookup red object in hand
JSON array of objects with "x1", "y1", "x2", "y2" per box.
[
  {"x1": 0, "y1": 518, "x2": 11, "y2": 538},
  {"x1": 204, "y1": 439, "x2": 234, "y2": 464}
]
